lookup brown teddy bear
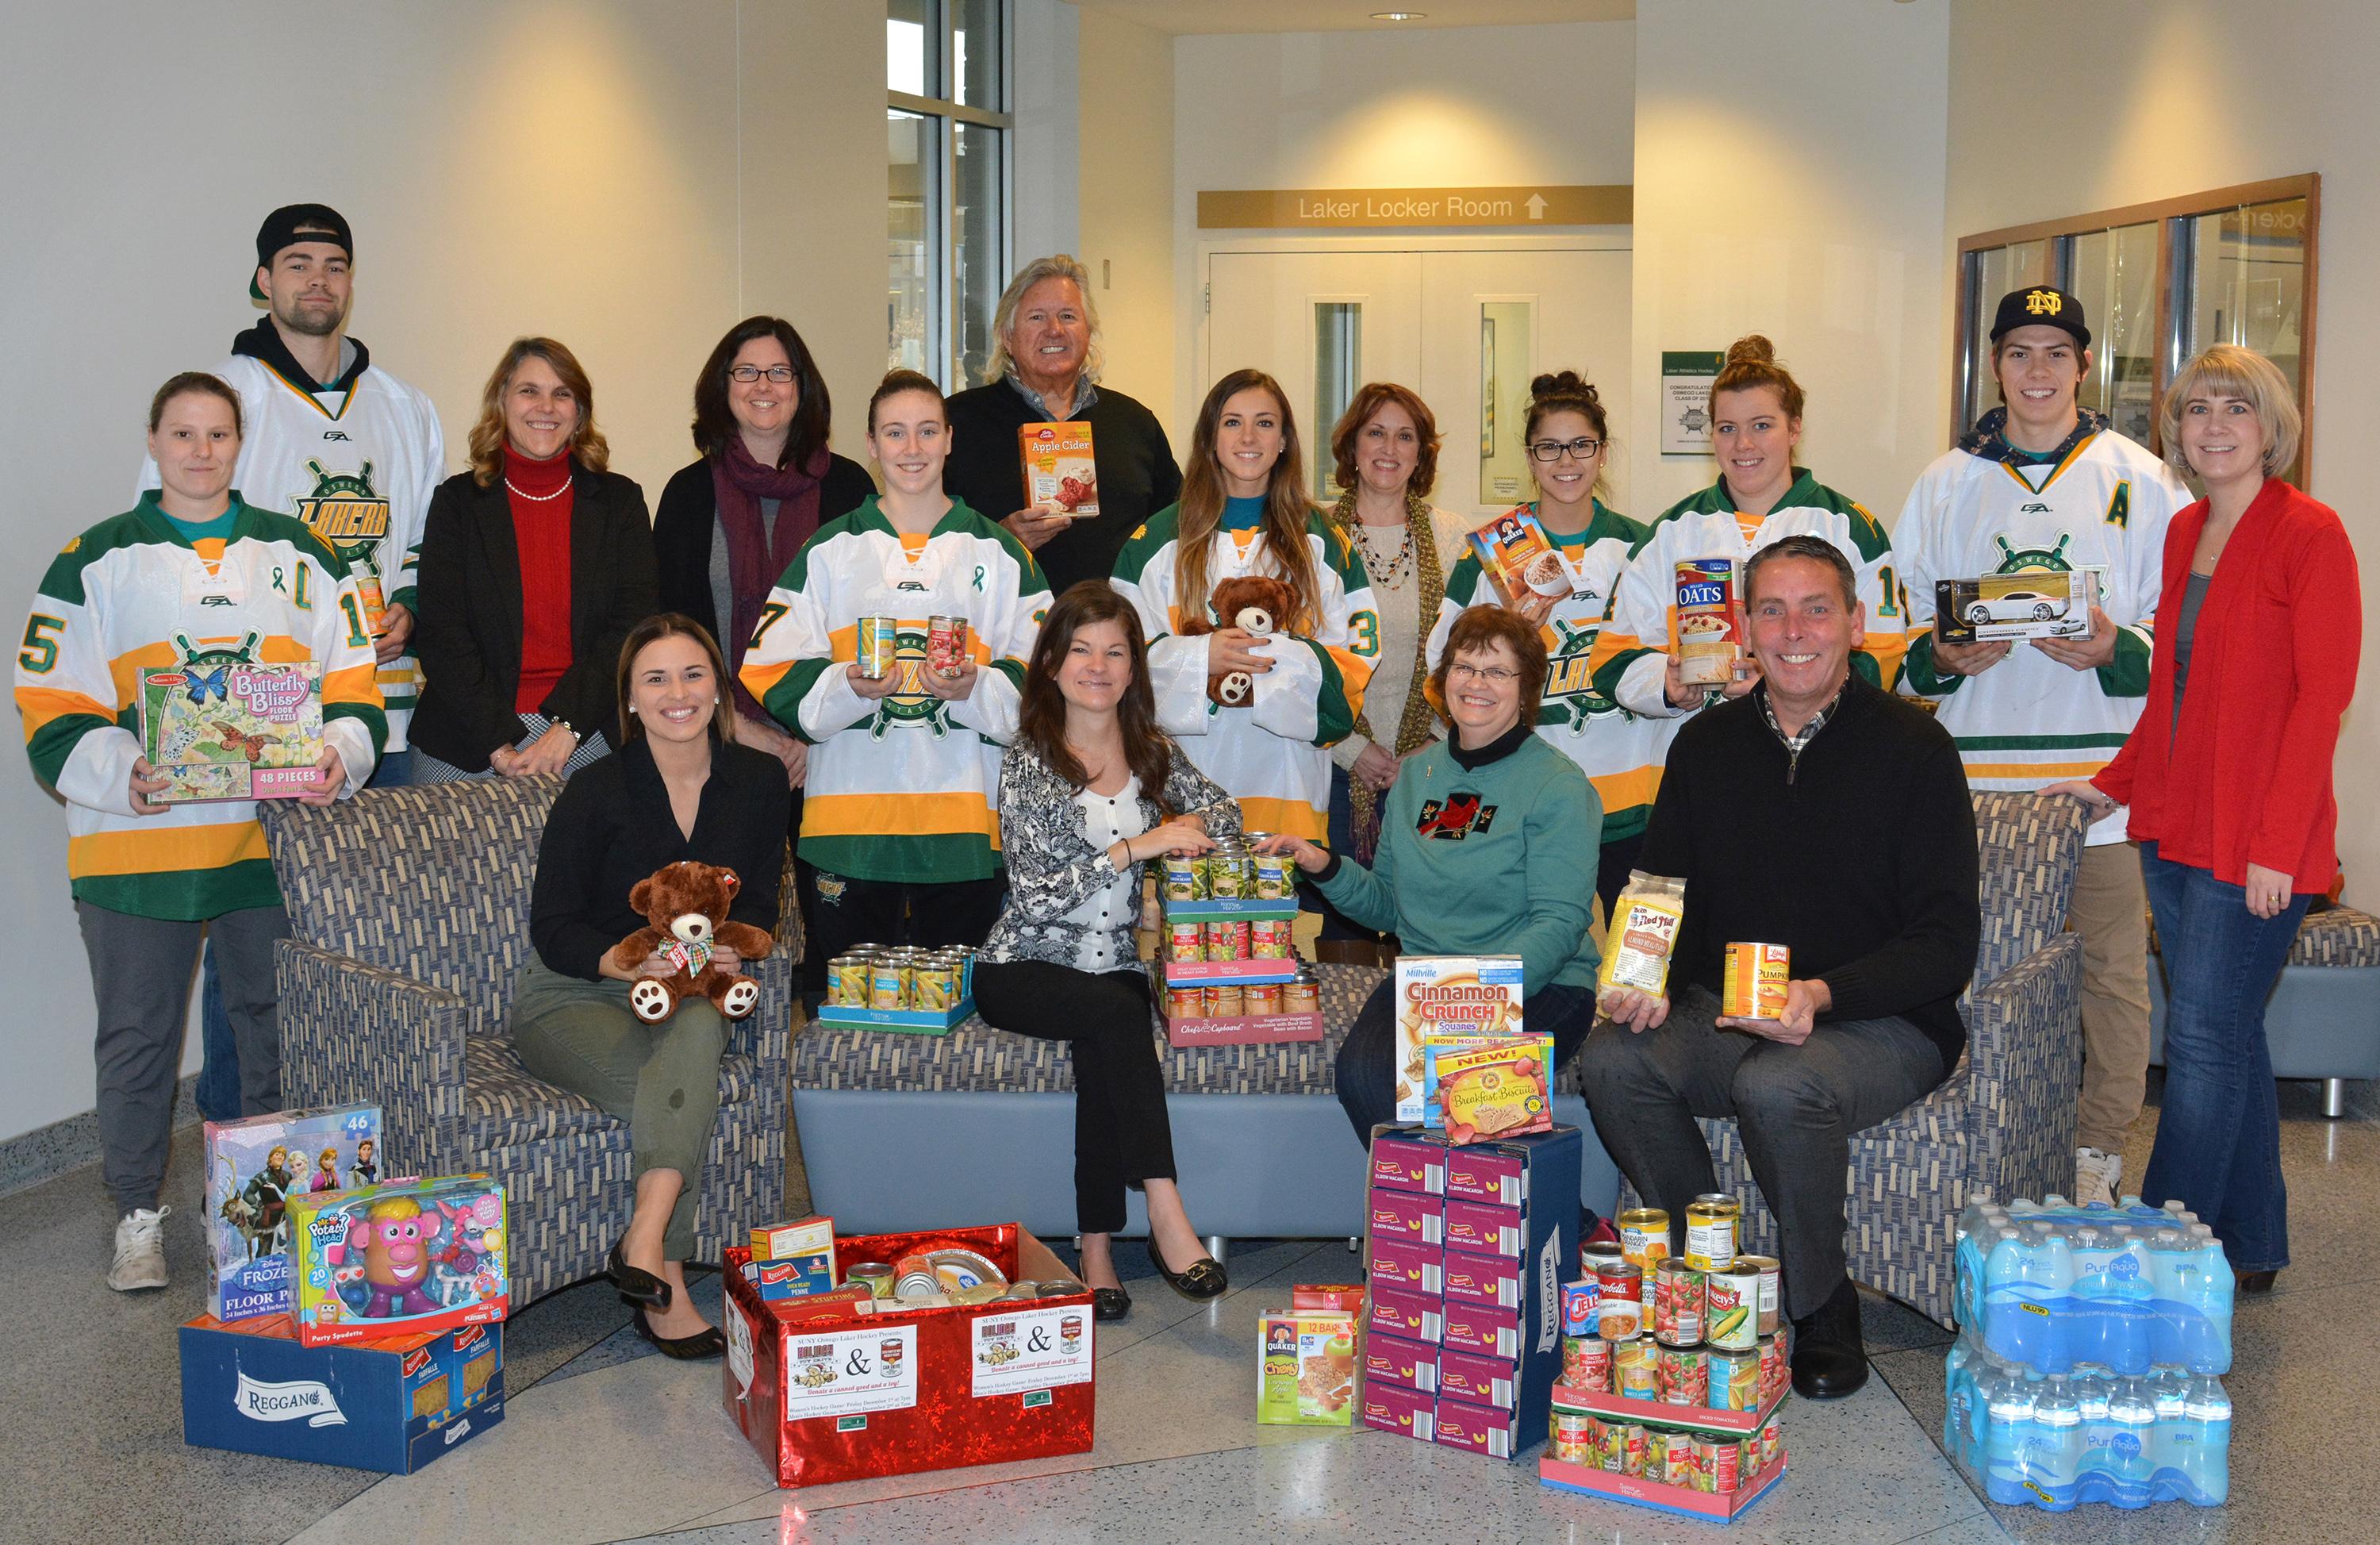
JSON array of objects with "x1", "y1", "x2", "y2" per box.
[
  {"x1": 611, "y1": 860, "x2": 774, "y2": 1024},
  {"x1": 1177, "y1": 574, "x2": 1299, "y2": 708}
]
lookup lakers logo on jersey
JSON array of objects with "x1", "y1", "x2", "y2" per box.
[
  {"x1": 1992, "y1": 532, "x2": 2075, "y2": 575},
  {"x1": 866, "y1": 627, "x2": 954, "y2": 740},
  {"x1": 290, "y1": 459, "x2": 391, "y2": 569},
  {"x1": 1543, "y1": 613, "x2": 1626, "y2": 735}
]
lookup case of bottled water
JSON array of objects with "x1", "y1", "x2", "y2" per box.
[{"x1": 1942, "y1": 1194, "x2": 2232, "y2": 1509}]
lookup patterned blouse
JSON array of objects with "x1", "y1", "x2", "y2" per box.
[{"x1": 979, "y1": 739, "x2": 1242, "y2": 970}]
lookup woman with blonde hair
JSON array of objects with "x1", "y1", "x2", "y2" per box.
[
  {"x1": 2048, "y1": 344, "x2": 2359, "y2": 1293},
  {"x1": 1111, "y1": 369, "x2": 1380, "y2": 850},
  {"x1": 411, "y1": 337, "x2": 656, "y2": 780}
]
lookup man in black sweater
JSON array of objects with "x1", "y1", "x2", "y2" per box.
[
  {"x1": 1580, "y1": 535, "x2": 1980, "y2": 1401},
  {"x1": 942, "y1": 255, "x2": 1183, "y2": 598}
]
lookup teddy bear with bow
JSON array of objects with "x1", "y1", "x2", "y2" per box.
[
  {"x1": 611, "y1": 860, "x2": 774, "y2": 1024},
  {"x1": 1177, "y1": 574, "x2": 1299, "y2": 708}
]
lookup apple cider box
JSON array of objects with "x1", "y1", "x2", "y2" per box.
[{"x1": 1018, "y1": 421, "x2": 1098, "y2": 517}]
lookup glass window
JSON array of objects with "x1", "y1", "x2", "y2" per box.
[
  {"x1": 2071, "y1": 222, "x2": 2158, "y2": 445},
  {"x1": 1311, "y1": 303, "x2": 1362, "y2": 498},
  {"x1": 1478, "y1": 300, "x2": 1535, "y2": 505},
  {"x1": 888, "y1": 2, "x2": 1012, "y2": 389}
]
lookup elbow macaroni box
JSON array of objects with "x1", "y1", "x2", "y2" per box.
[
  {"x1": 1393, "y1": 956, "x2": 1526, "y2": 1122},
  {"x1": 141, "y1": 658, "x2": 328, "y2": 801},
  {"x1": 1019, "y1": 421, "x2": 1099, "y2": 517},
  {"x1": 1932, "y1": 568, "x2": 2101, "y2": 644},
  {"x1": 203, "y1": 1103, "x2": 382, "y2": 1323},
  {"x1": 179, "y1": 1312, "x2": 503, "y2": 1474}
]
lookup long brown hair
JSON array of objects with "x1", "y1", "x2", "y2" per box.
[
  {"x1": 616, "y1": 613, "x2": 737, "y2": 749},
  {"x1": 466, "y1": 336, "x2": 611, "y2": 484},
  {"x1": 1177, "y1": 369, "x2": 1324, "y2": 633},
  {"x1": 1017, "y1": 582, "x2": 1176, "y2": 813}
]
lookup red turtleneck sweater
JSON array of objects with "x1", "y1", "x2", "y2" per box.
[{"x1": 507, "y1": 446, "x2": 575, "y2": 714}]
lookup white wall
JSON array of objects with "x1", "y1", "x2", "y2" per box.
[
  {"x1": 1172, "y1": 21, "x2": 1637, "y2": 445},
  {"x1": 1630, "y1": 0, "x2": 1951, "y2": 523},
  {"x1": 0, "y1": 0, "x2": 884, "y2": 1143},
  {"x1": 1012, "y1": 0, "x2": 1084, "y2": 272},
  {"x1": 1946, "y1": 0, "x2": 2380, "y2": 905},
  {"x1": 1077, "y1": 6, "x2": 1178, "y2": 428}
]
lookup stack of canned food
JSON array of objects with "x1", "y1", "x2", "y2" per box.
[
  {"x1": 823, "y1": 943, "x2": 976, "y2": 1013},
  {"x1": 1162, "y1": 913, "x2": 1300, "y2": 967},
  {"x1": 1157, "y1": 836, "x2": 1296, "y2": 904},
  {"x1": 1554, "y1": 1195, "x2": 1791, "y2": 1413},
  {"x1": 1547, "y1": 1410, "x2": 1782, "y2": 1492},
  {"x1": 1161, "y1": 967, "x2": 1321, "y2": 1024}
]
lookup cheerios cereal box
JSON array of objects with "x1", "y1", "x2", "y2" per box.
[{"x1": 1392, "y1": 956, "x2": 1525, "y2": 1123}]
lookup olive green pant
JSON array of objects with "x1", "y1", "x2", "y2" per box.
[{"x1": 509, "y1": 955, "x2": 727, "y2": 1259}]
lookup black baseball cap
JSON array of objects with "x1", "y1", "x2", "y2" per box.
[
  {"x1": 1990, "y1": 286, "x2": 2090, "y2": 351},
  {"x1": 249, "y1": 204, "x2": 353, "y2": 299}
]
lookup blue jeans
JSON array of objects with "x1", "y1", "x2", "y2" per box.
[
  {"x1": 2136, "y1": 840, "x2": 2312, "y2": 1273},
  {"x1": 367, "y1": 748, "x2": 413, "y2": 788}
]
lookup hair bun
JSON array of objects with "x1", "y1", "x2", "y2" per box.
[
  {"x1": 1529, "y1": 369, "x2": 1598, "y2": 402},
  {"x1": 1726, "y1": 334, "x2": 1777, "y2": 367}
]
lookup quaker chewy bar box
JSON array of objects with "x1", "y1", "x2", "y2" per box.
[{"x1": 180, "y1": 1313, "x2": 505, "y2": 1474}]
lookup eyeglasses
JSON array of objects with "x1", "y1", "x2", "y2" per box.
[
  {"x1": 1447, "y1": 663, "x2": 1520, "y2": 685},
  {"x1": 728, "y1": 365, "x2": 797, "y2": 383},
  {"x1": 1527, "y1": 437, "x2": 1603, "y2": 463}
]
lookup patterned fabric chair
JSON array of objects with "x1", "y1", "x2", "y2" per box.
[
  {"x1": 259, "y1": 778, "x2": 794, "y2": 1305},
  {"x1": 1617, "y1": 790, "x2": 2087, "y2": 1328}
]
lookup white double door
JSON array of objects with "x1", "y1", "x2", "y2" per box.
[{"x1": 1203, "y1": 243, "x2": 1633, "y2": 521}]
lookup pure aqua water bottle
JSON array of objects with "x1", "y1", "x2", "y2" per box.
[
  {"x1": 2184, "y1": 1224, "x2": 2234, "y2": 1374},
  {"x1": 2148, "y1": 1364, "x2": 2190, "y2": 1501},
  {"x1": 1982, "y1": 1225, "x2": 2039, "y2": 1366},
  {"x1": 2178, "y1": 1375, "x2": 2232, "y2": 1505},
  {"x1": 2100, "y1": 1226, "x2": 2153, "y2": 1373},
  {"x1": 2030, "y1": 1374, "x2": 2084, "y2": 1510},
  {"x1": 2107, "y1": 1375, "x2": 2158, "y2": 1508},
  {"x1": 2071, "y1": 1365, "x2": 2113, "y2": 1503},
  {"x1": 1983, "y1": 1371, "x2": 2037, "y2": 1506},
  {"x1": 2030, "y1": 1223, "x2": 2078, "y2": 1373}
]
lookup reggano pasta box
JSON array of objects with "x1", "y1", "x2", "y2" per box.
[
  {"x1": 1393, "y1": 956, "x2": 1525, "y2": 1123},
  {"x1": 1018, "y1": 421, "x2": 1099, "y2": 517}
]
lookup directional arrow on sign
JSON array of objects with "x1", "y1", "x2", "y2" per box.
[{"x1": 1526, "y1": 194, "x2": 1548, "y2": 221}]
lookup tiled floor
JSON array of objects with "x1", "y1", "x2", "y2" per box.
[{"x1": 6, "y1": 1074, "x2": 2371, "y2": 1545}]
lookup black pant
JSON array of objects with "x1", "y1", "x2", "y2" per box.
[
  {"x1": 1333, "y1": 975, "x2": 1602, "y2": 1147},
  {"x1": 805, "y1": 871, "x2": 1006, "y2": 963},
  {"x1": 1597, "y1": 830, "x2": 1647, "y2": 923},
  {"x1": 972, "y1": 961, "x2": 1177, "y2": 1235}
]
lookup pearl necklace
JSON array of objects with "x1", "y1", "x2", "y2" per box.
[
  {"x1": 505, "y1": 477, "x2": 570, "y2": 502},
  {"x1": 1350, "y1": 519, "x2": 1415, "y2": 588}
]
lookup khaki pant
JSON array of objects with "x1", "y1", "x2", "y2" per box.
[{"x1": 2069, "y1": 840, "x2": 2152, "y2": 1153}]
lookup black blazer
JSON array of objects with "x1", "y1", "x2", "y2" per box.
[
  {"x1": 652, "y1": 452, "x2": 876, "y2": 654},
  {"x1": 410, "y1": 463, "x2": 658, "y2": 771}
]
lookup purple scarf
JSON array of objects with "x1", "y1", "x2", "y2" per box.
[{"x1": 714, "y1": 436, "x2": 828, "y2": 717}]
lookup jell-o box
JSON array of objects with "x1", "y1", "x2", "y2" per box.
[
  {"x1": 1368, "y1": 1132, "x2": 1448, "y2": 1196},
  {"x1": 1441, "y1": 1297, "x2": 1520, "y2": 1359},
  {"x1": 1367, "y1": 1237, "x2": 1443, "y2": 1296},
  {"x1": 1443, "y1": 1199, "x2": 1523, "y2": 1259},
  {"x1": 1436, "y1": 1347, "x2": 1518, "y2": 1411},
  {"x1": 1367, "y1": 1189, "x2": 1443, "y2": 1246},
  {"x1": 1365, "y1": 1286, "x2": 1445, "y2": 1345},
  {"x1": 1442, "y1": 1250, "x2": 1524, "y2": 1308},
  {"x1": 1443, "y1": 1147, "x2": 1527, "y2": 1207},
  {"x1": 1361, "y1": 1332, "x2": 1439, "y2": 1394},
  {"x1": 1359, "y1": 1374, "x2": 1437, "y2": 1440}
]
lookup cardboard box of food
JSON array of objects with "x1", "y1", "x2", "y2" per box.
[
  {"x1": 1019, "y1": 421, "x2": 1099, "y2": 517},
  {"x1": 1932, "y1": 569, "x2": 2101, "y2": 644},
  {"x1": 1392, "y1": 956, "x2": 1525, "y2": 1122},
  {"x1": 179, "y1": 1313, "x2": 502, "y2": 1474},
  {"x1": 1465, "y1": 506, "x2": 1568, "y2": 608},
  {"x1": 1255, "y1": 1311, "x2": 1358, "y2": 1425},
  {"x1": 722, "y1": 1224, "x2": 1095, "y2": 1488}
]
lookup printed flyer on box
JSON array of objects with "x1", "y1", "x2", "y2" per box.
[
  {"x1": 970, "y1": 1305, "x2": 1094, "y2": 1399},
  {"x1": 781, "y1": 1325, "x2": 919, "y2": 1420}
]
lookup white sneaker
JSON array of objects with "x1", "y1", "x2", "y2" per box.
[
  {"x1": 2075, "y1": 1147, "x2": 2123, "y2": 1209},
  {"x1": 109, "y1": 1206, "x2": 170, "y2": 1292}
]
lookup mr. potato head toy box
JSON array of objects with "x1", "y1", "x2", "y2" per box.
[
  {"x1": 722, "y1": 1223, "x2": 1097, "y2": 1488},
  {"x1": 286, "y1": 1174, "x2": 509, "y2": 1348}
]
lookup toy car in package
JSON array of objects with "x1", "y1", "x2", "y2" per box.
[
  {"x1": 1599, "y1": 871, "x2": 1687, "y2": 998},
  {"x1": 1932, "y1": 569, "x2": 2101, "y2": 644}
]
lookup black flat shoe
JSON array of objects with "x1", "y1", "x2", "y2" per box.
[
  {"x1": 2236, "y1": 1269, "x2": 2279, "y2": 1294},
  {"x1": 1146, "y1": 1237, "x2": 1228, "y2": 1301},
  {"x1": 606, "y1": 1239, "x2": 671, "y2": 1310},
  {"x1": 633, "y1": 1306, "x2": 724, "y2": 1360},
  {"x1": 1092, "y1": 1286, "x2": 1132, "y2": 1321},
  {"x1": 1789, "y1": 1278, "x2": 1869, "y2": 1400}
]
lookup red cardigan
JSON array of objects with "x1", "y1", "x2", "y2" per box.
[{"x1": 2094, "y1": 478, "x2": 2360, "y2": 892}]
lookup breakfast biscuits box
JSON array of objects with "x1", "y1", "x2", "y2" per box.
[
  {"x1": 1933, "y1": 568, "x2": 2102, "y2": 644},
  {"x1": 1392, "y1": 956, "x2": 1526, "y2": 1122},
  {"x1": 1424, "y1": 1035, "x2": 1555, "y2": 1144},
  {"x1": 1018, "y1": 421, "x2": 1099, "y2": 517},
  {"x1": 1464, "y1": 506, "x2": 1565, "y2": 608}
]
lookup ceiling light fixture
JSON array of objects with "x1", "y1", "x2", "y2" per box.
[{"x1": 1371, "y1": 10, "x2": 1426, "y2": 19}]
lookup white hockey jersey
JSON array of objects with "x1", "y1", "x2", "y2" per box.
[
  {"x1": 140, "y1": 343, "x2": 443, "y2": 748},
  {"x1": 1894, "y1": 425, "x2": 2188, "y2": 844},
  {"x1": 1425, "y1": 499, "x2": 1664, "y2": 844},
  {"x1": 17, "y1": 495, "x2": 385, "y2": 920},
  {"x1": 740, "y1": 497, "x2": 1048, "y2": 884},
  {"x1": 1111, "y1": 504, "x2": 1380, "y2": 843}
]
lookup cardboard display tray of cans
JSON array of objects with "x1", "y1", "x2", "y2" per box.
[
  {"x1": 817, "y1": 944, "x2": 977, "y2": 1034},
  {"x1": 1357, "y1": 1124, "x2": 1582, "y2": 1460},
  {"x1": 1533, "y1": 1197, "x2": 1795, "y2": 1520},
  {"x1": 1157, "y1": 839, "x2": 1322, "y2": 1046}
]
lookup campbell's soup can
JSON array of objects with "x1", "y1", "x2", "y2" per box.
[
  {"x1": 1735, "y1": 1254, "x2": 1783, "y2": 1336},
  {"x1": 1595, "y1": 1256, "x2": 1643, "y2": 1309},
  {"x1": 1166, "y1": 920, "x2": 1204, "y2": 963},
  {"x1": 1618, "y1": 1208, "x2": 1671, "y2": 1274},
  {"x1": 1685, "y1": 1193, "x2": 1744, "y2": 1270},
  {"x1": 1705, "y1": 1262, "x2": 1762, "y2": 1351},
  {"x1": 1614, "y1": 1339, "x2": 1658, "y2": 1400},
  {"x1": 1250, "y1": 917, "x2": 1295, "y2": 959},
  {"x1": 1721, "y1": 943, "x2": 1791, "y2": 1021},
  {"x1": 1653, "y1": 1259, "x2": 1705, "y2": 1347},
  {"x1": 1658, "y1": 1343, "x2": 1707, "y2": 1406},
  {"x1": 1561, "y1": 1334, "x2": 1611, "y2": 1393},
  {"x1": 926, "y1": 614, "x2": 970, "y2": 678},
  {"x1": 1205, "y1": 919, "x2": 1250, "y2": 962},
  {"x1": 1674, "y1": 559, "x2": 1739, "y2": 686},
  {"x1": 856, "y1": 616, "x2": 899, "y2": 678}
]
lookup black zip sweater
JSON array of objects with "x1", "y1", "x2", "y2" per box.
[{"x1": 1636, "y1": 673, "x2": 1981, "y2": 1078}]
